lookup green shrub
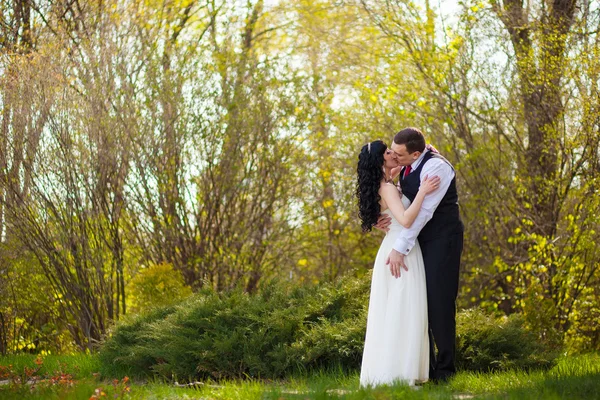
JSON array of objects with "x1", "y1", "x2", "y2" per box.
[
  {"x1": 456, "y1": 308, "x2": 558, "y2": 372},
  {"x1": 126, "y1": 262, "x2": 193, "y2": 314},
  {"x1": 100, "y1": 277, "x2": 558, "y2": 381},
  {"x1": 289, "y1": 315, "x2": 366, "y2": 372},
  {"x1": 98, "y1": 303, "x2": 181, "y2": 377},
  {"x1": 100, "y1": 277, "x2": 370, "y2": 381}
]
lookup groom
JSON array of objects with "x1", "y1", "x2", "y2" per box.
[{"x1": 376, "y1": 127, "x2": 464, "y2": 382}]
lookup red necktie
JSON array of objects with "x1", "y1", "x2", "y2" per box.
[{"x1": 403, "y1": 165, "x2": 412, "y2": 178}]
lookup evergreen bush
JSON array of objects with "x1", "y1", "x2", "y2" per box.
[
  {"x1": 100, "y1": 276, "x2": 557, "y2": 381},
  {"x1": 456, "y1": 308, "x2": 558, "y2": 372}
]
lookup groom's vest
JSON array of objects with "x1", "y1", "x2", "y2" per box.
[{"x1": 400, "y1": 151, "x2": 463, "y2": 242}]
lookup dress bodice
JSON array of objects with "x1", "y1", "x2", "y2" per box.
[{"x1": 381, "y1": 195, "x2": 411, "y2": 232}]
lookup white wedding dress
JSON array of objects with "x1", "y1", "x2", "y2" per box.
[{"x1": 360, "y1": 197, "x2": 429, "y2": 387}]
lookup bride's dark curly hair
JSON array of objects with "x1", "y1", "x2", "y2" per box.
[{"x1": 356, "y1": 140, "x2": 387, "y2": 232}]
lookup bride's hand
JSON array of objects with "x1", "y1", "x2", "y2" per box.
[{"x1": 419, "y1": 174, "x2": 440, "y2": 194}]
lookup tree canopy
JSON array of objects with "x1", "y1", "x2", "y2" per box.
[{"x1": 1, "y1": 0, "x2": 599, "y2": 353}]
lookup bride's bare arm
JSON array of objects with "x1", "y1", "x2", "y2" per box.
[{"x1": 379, "y1": 176, "x2": 440, "y2": 228}]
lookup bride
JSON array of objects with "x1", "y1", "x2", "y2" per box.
[{"x1": 356, "y1": 140, "x2": 438, "y2": 387}]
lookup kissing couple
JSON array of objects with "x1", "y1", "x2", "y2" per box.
[{"x1": 356, "y1": 127, "x2": 464, "y2": 386}]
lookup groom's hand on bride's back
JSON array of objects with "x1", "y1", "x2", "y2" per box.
[{"x1": 374, "y1": 214, "x2": 392, "y2": 233}]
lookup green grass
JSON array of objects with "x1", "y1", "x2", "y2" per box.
[
  {"x1": 0, "y1": 353, "x2": 101, "y2": 378},
  {"x1": 1, "y1": 353, "x2": 599, "y2": 399}
]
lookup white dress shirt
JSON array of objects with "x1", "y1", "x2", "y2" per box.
[{"x1": 392, "y1": 149, "x2": 455, "y2": 255}]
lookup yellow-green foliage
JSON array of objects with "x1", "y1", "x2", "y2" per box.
[
  {"x1": 0, "y1": 251, "x2": 77, "y2": 355},
  {"x1": 126, "y1": 263, "x2": 193, "y2": 314},
  {"x1": 2, "y1": 0, "x2": 600, "y2": 356}
]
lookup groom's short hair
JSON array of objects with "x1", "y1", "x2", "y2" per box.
[{"x1": 393, "y1": 127, "x2": 426, "y2": 154}]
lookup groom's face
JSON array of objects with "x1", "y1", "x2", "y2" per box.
[{"x1": 391, "y1": 143, "x2": 421, "y2": 166}]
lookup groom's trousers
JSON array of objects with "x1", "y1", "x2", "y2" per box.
[{"x1": 420, "y1": 231, "x2": 463, "y2": 381}]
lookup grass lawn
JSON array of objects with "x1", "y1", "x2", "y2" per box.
[{"x1": 0, "y1": 353, "x2": 599, "y2": 399}]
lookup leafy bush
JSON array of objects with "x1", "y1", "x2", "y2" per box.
[
  {"x1": 456, "y1": 308, "x2": 558, "y2": 372},
  {"x1": 126, "y1": 262, "x2": 193, "y2": 314},
  {"x1": 100, "y1": 277, "x2": 558, "y2": 381}
]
